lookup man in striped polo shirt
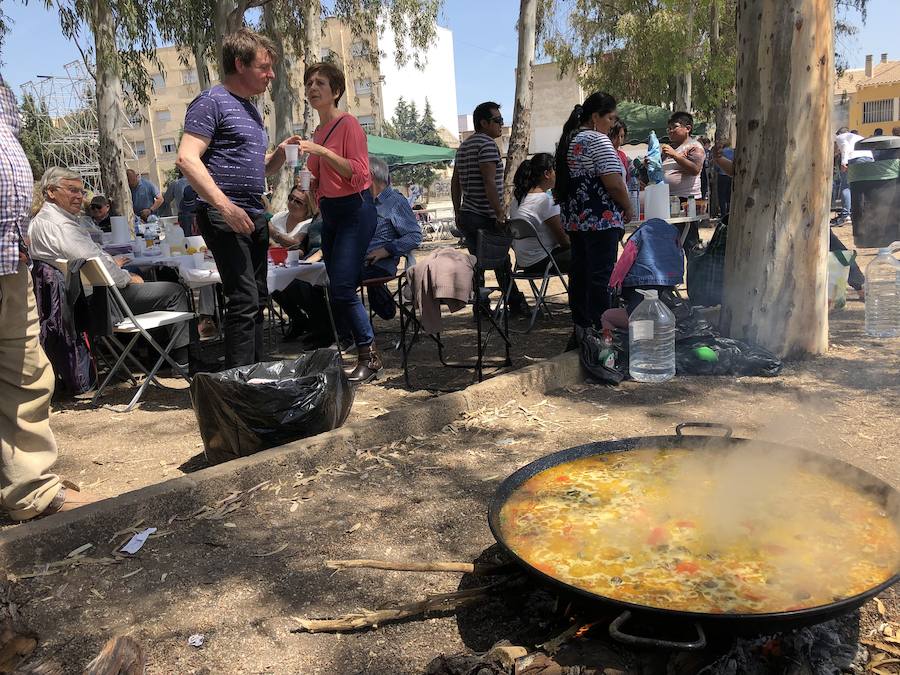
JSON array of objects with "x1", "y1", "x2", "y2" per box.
[{"x1": 452, "y1": 102, "x2": 528, "y2": 315}]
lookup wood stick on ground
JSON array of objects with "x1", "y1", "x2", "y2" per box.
[
  {"x1": 293, "y1": 578, "x2": 520, "y2": 633},
  {"x1": 324, "y1": 559, "x2": 511, "y2": 575}
]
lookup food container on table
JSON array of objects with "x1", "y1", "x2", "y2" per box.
[{"x1": 269, "y1": 247, "x2": 288, "y2": 265}]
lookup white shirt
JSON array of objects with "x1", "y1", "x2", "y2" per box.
[
  {"x1": 28, "y1": 202, "x2": 132, "y2": 288},
  {"x1": 269, "y1": 211, "x2": 313, "y2": 239},
  {"x1": 509, "y1": 192, "x2": 562, "y2": 268},
  {"x1": 836, "y1": 132, "x2": 873, "y2": 165}
]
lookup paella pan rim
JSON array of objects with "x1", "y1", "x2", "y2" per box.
[{"x1": 487, "y1": 433, "x2": 900, "y2": 626}]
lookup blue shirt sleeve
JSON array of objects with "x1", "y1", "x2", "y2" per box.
[
  {"x1": 385, "y1": 193, "x2": 423, "y2": 257},
  {"x1": 184, "y1": 92, "x2": 218, "y2": 140}
]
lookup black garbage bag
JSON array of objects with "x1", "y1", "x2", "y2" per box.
[
  {"x1": 676, "y1": 336, "x2": 783, "y2": 377},
  {"x1": 579, "y1": 327, "x2": 627, "y2": 385},
  {"x1": 191, "y1": 349, "x2": 354, "y2": 465}
]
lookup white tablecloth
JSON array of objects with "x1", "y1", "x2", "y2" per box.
[{"x1": 128, "y1": 254, "x2": 328, "y2": 292}]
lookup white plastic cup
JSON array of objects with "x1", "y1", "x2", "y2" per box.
[
  {"x1": 284, "y1": 144, "x2": 299, "y2": 168},
  {"x1": 287, "y1": 250, "x2": 301, "y2": 266},
  {"x1": 132, "y1": 238, "x2": 146, "y2": 255},
  {"x1": 161, "y1": 242, "x2": 172, "y2": 257},
  {"x1": 192, "y1": 252, "x2": 205, "y2": 268},
  {"x1": 298, "y1": 169, "x2": 312, "y2": 191}
]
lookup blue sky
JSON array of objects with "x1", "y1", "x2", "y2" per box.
[{"x1": 3, "y1": 0, "x2": 896, "y2": 115}]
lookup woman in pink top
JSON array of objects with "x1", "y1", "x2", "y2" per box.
[{"x1": 300, "y1": 62, "x2": 380, "y2": 383}]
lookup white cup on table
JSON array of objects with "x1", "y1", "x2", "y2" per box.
[
  {"x1": 133, "y1": 238, "x2": 145, "y2": 255},
  {"x1": 286, "y1": 250, "x2": 301, "y2": 266}
]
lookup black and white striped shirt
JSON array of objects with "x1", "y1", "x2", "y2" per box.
[{"x1": 456, "y1": 132, "x2": 503, "y2": 218}]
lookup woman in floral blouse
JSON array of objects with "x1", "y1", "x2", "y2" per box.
[{"x1": 553, "y1": 91, "x2": 633, "y2": 344}]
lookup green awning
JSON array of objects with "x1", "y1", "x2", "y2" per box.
[
  {"x1": 365, "y1": 135, "x2": 456, "y2": 167},
  {"x1": 616, "y1": 101, "x2": 709, "y2": 145}
]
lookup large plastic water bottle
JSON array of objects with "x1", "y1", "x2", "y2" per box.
[
  {"x1": 629, "y1": 289, "x2": 676, "y2": 382},
  {"x1": 865, "y1": 242, "x2": 900, "y2": 338}
]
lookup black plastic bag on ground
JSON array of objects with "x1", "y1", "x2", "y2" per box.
[
  {"x1": 676, "y1": 336, "x2": 783, "y2": 377},
  {"x1": 191, "y1": 349, "x2": 354, "y2": 465},
  {"x1": 579, "y1": 328, "x2": 627, "y2": 385}
]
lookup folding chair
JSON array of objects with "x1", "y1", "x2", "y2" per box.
[
  {"x1": 506, "y1": 218, "x2": 569, "y2": 333},
  {"x1": 401, "y1": 230, "x2": 513, "y2": 385},
  {"x1": 360, "y1": 251, "x2": 415, "y2": 350},
  {"x1": 78, "y1": 257, "x2": 194, "y2": 412}
]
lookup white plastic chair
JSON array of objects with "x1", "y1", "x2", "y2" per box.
[{"x1": 77, "y1": 257, "x2": 194, "y2": 412}]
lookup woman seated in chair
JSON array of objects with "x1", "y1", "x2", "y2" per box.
[
  {"x1": 601, "y1": 217, "x2": 683, "y2": 330},
  {"x1": 509, "y1": 153, "x2": 571, "y2": 276},
  {"x1": 268, "y1": 186, "x2": 325, "y2": 341},
  {"x1": 268, "y1": 185, "x2": 323, "y2": 258}
]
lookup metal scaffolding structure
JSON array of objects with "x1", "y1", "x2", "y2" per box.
[{"x1": 21, "y1": 60, "x2": 134, "y2": 193}]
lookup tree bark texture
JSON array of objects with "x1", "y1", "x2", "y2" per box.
[
  {"x1": 301, "y1": 0, "x2": 322, "y2": 137},
  {"x1": 89, "y1": 0, "x2": 133, "y2": 222},
  {"x1": 265, "y1": 2, "x2": 295, "y2": 212},
  {"x1": 720, "y1": 0, "x2": 832, "y2": 358},
  {"x1": 192, "y1": 40, "x2": 212, "y2": 90},
  {"x1": 503, "y1": 0, "x2": 538, "y2": 212}
]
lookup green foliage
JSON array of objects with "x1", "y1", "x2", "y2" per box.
[
  {"x1": 380, "y1": 96, "x2": 447, "y2": 188},
  {"x1": 545, "y1": 0, "x2": 868, "y2": 118},
  {"x1": 34, "y1": 0, "x2": 161, "y2": 106},
  {"x1": 18, "y1": 94, "x2": 53, "y2": 178}
]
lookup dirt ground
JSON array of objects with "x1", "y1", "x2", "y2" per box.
[{"x1": 4, "y1": 225, "x2": 900, "y2": 673}]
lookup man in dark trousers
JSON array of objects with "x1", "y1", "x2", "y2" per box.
[
  {"x1": 176, "y1": 28, "x2": 298, "y2": 367},
  {"x1": 452, "y1": 101, "x2": 529, "y2": 316}
]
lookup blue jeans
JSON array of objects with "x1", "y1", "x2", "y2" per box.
[
  {"x1": 840, "y1": 156, "x2": 874, "y2": 217},
  {"x1": 319, "y1": 191, "x2": 378, "y2": 347}
]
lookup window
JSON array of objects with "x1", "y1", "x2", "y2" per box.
[
  {"x1": 355, "y1": 78, "x2": 372, "y2": 95},
  {"x1": 151, "y1": 74, "x2": 166, "y2": 91},
  {"x1": 357, "y1": 114, "x2": 375, "y2": 131},
  {"x1": 160, "y1": 138, "x2": 177, "y2": 154},
  {"x1": 863, "y1": 99, "x2": 894, "y2": 124},
  {"x1": 133, "y1": 141, "x2": 146, "y2": 158},
  {"x1": 155, "y1": 109, "x2": 172, "y2": 124},
  {"x1": 351, "y1": 40, "x2": 367, "y2": 58},
  {"x1": 182, "y1": 69, "x2": 198, "y2": 85}
]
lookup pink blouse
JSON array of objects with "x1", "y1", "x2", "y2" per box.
[{"x1": 307, "y1": 113, "x2": 372, "y2": 199}]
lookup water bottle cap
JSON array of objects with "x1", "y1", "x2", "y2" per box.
[{"x1": 637, "y1": 289, "x2": 659, "y2": 299}]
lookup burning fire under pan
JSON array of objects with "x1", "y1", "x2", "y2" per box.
[{"x1": 488, "y1": 423, "x2": 900, "y2": 650}]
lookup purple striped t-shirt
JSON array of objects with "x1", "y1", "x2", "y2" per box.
[{"x1": 184, "y1": 84, "x2": 268, "y2": 215}]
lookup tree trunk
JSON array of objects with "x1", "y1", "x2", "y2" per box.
[
  {"x1": 89, "y1": 0, "x2": 133, "y2": 223},
  {"x1": 192, "y1": 39, "x2": 211, "y2": 90},
  {"x1": 503, "y1": 0, "x2": 538, "y2": 211},
  {"x1": 301, "y1": 0, "x2": 321, "y2": 137},
  {"x1": 720, "y1": 0, "x2": 832, "y2": 358},
  {"x1": 674, "y1": 1, "x2": 694, "y2": 111},
  {"x1": 214, "y1": 0, "x2": 236, "y2": 73},
  {"x1": 265, "y1": 1, "x2": 294, "y2": 212},
  {"x1": 674, "y1": 71, "x2": 692, "y2": 112}
]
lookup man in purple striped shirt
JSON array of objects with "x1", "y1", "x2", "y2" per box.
[{"x1": 0, "y1": 77, "x2": 98, "y2": 520}]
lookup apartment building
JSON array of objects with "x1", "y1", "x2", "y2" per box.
[{"x1": 124, "y1": 19, "x2": 459, "y2": 189}]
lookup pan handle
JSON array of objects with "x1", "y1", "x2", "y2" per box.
[
  {"x1": 676, "y1": 422, "x2": 733, "y2": 438},
  {"x1": 609, "y1": 610, "x2": 707, "y2": 650}
]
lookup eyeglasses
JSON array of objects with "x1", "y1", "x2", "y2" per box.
[
  {"x1": 53, "y1": 185, "x2": 87, "y2": 196},
  {"x1": 287, "y1": 195, "x2": 305, "y2": 205},
  {"x1": 89, "y1": 204, "x2": 105, "y2": 210},
  {"x1": 666, "y1": 123, "x2": 684, "y2": 131}
]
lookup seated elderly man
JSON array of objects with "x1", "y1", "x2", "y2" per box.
[
  {"x1": 28, "y1": 167, "x2": 192, "y2": 366},
  {"x1": 363, "y1": 155, "x2": 423, "y2": 319}
]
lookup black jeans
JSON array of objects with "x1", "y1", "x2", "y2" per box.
[
  {"x1": 197, "y1": 205, "x2": 269, "y2": 368},
  {"x1": 568, "y1": 228, "x2": 621, "y2": 329},
  {"x1": 120, "y1": 281, "x2": 191, "y2": 351},
  {"x1": 456, "y1": 211, "x2": 526, "y2": 304}
]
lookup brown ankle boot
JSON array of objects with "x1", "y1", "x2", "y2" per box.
[{"x1": 347, "y1": 342, "x2": 382, "y2": 384}]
